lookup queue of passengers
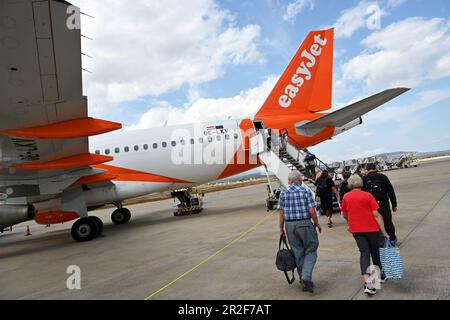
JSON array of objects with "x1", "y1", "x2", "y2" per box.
[{"x1": 278, "y1": 163, "x2": 398, "y2": 295}]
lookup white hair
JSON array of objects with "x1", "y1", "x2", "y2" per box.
[
  {"x1": 288, "y1": 170, "x2": 303, "y2": 183},
  {"x1": 348, "y1": 174, "x2": 363, "y2": 189}
]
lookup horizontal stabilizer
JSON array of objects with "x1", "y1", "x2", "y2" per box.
[{"x1": 295, "y1": 88, "x2": 410, "y2": 137}]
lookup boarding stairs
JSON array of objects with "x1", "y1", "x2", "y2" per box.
[{"x1": 250, "y1": 128, "x2": 338, "y2": 212}]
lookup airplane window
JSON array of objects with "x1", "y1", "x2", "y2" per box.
[
  {"x1": 216, "y1": 135, "x2": 221, "y2": 141},
  {"x1": 105, "y1": 148, "x2": 110, "y2": 154},
  {"x1": 190, "y1": 138, "x2": 194, "y2": 144},
  {"x1": 134, "y1": 145, "x2": 139, "y2": 151},
  {"x1": 95, "y1": 150, "x2": 100, "y2": 154},
  {"x1": 162, "y1": 142, "x2": 167, "y2": 148},
  {"x1": 207, "y1": 136, "x2": 213, "y2": 142},
  {"x1": 198, "y1": 137, "x2": 203, "y2": 143},
  {"x1": 143, "y1": 144, "x2": 148, "y2": 150},
  {"x1": 225, "y1": 135, "x2": 230, "y2": 140},
  {"x1": 171, "y1": 141, "x2": 176, "y2": 147},
  {"x1": 124, "y1": 146, "x2": 129, "y2": 152},
  {"x1": 234, "y1": 133, "x2": 239, "y2": 139},
  {"x1": 153, "y1": 143, "x2": 158, "y2": 149},
  {"x1": 114, "y1": 147, "x2": 120, "y2": 154}
]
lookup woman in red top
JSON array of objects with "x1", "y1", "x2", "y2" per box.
[{"x1": 341, "y1": 174, "x2": 389, "y2": 295}]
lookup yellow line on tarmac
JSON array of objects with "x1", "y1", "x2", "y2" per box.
[{"x1": 144, "y1": 211, "x2": 275, "y2": 300}]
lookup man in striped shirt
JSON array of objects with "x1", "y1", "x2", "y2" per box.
[{"x1": 279, "y1": 171, "x2": 322, "y2": 293}]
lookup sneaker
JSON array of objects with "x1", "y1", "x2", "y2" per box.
[
  {"x1": 327, "y1": 222, "x2": 333, "y2": 228},
  {"x1": 364, "y1": 283, "x2": 377, "y2": 295}
]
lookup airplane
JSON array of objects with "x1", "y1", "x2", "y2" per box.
[{"x1": 0, "y1": 0, "x2": 409, "y2": 242}]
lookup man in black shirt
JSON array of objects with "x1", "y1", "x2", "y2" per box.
[
  {"x1": 315, "y1": 170, "x2": 341, "y2": 228},
  {"x1": 363, "y1": 164, "x2": 398, "y2": 243},
  {"x1": 339, "y1": 171, "x2": 351, "y2": 200}
]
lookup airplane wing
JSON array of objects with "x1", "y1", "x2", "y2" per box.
[
  {"x1": 295, "y1": 88, "x2": 410, "y2": 137},
  {"x1": 0, "y1": 1, "x2": 120, "y2": 213}
]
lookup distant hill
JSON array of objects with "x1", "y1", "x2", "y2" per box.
[
  {"x1": 416, "y1": 150, "x2": 450, "y2": 159},
  {"x1": 374, "y1": 150, "x2": 450, "y2": 159}
]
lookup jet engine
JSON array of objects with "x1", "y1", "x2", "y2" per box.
[{"x1": 0, "y1": 205, "x2": 36, "y2": 230}]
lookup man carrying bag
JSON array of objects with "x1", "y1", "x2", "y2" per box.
[{"x1": 278, "y1": 171, "x2": 322, "y2": 293}]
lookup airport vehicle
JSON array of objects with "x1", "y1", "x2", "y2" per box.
[
  {"x1": 0, "y1": 0, "x2": 409, "y2": 241},
  {"x1": 171, "y1": 189, "x2": 204, "y2": 216}
]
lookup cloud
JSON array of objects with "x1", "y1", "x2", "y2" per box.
[
  {"x1": 128, "y1": 76, "x2": 278, "y2": 130},
  {"x1": 71, "y1": 0, "x2": 264, "y2": 114},
  {"x1": 282, "y1": 0, "x2": 315, "y2": 23},
  {"x1": 340, "y1": 17, "x2": 450, "y2": 92},
  {"x1": 333, "y1": 1, "x2": 384, "y2": 39}
]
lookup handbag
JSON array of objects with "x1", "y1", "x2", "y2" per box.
[
  {"x1": 380, "y1": 240, "x2": 404, "y2": 279},
  {"x1": 275, "y1": 234, "x2": 296, "y2": 284}
]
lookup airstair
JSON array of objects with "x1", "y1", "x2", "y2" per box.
[{"x1": 250, "y1": 128, "x2": 336, "y2": 211}]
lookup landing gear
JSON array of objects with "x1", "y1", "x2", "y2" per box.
[
  {"x1": 89, "y1": 216, "x2": 104, "y2": 237},
  {"x1": 71, "y1": 217, "x2": 100, "y2": 242},
  {"x1": 111, "y1": 207, "x2": 131, "y2": 224}
]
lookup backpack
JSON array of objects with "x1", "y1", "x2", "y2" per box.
[
  {"x1": 339, "y1": 180, "x2": 349, "y2": 199},
  {"x1": 365, "y1": 176, "x2": 386, "y2": 202},
  {"x1": 315, "y1": 176, "x2": 329, "y2": 197},
  {"x1": 275, "y1": 234, "x2": 296, "y2": 284}
]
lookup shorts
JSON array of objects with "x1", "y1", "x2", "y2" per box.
[{"x1": 319, "y1": 195, "x2": 333, "y2": 211}]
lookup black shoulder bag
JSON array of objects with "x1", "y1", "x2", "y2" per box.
[{"x1": 275, "y1": 234, "x2": 296, "y2": 284}]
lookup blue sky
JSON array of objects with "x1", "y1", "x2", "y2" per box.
[{"x1": 75, "y1": 0, "x2": 450, "y2": 162}]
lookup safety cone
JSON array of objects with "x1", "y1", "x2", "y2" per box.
[{"x1": 25, "y1": 225, "x2": 31, "y2": 236}]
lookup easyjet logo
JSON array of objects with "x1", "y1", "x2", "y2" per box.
[{"x1": 279, "y1": 34, "x2": 327, "y2": 108}]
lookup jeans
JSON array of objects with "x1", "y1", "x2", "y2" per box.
[
  {"x1": 285, "y1": 220, "x2": 319, "y2": 282},
  {"x1": 353, "y1": 232, "x2": 382, "y2": 275}
]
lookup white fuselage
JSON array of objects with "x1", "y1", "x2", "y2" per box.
[{"x1": 84, "y1": 119, "x2": 259, "y2": 206}]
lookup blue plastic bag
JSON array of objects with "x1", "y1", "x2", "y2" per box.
[{"x1": 380, "y1": 240, "x2": 404, "y2": 279}]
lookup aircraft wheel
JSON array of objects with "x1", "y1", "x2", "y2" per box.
[
  {"x1": 89, "y1": 216, "x2": 104, "y2": 237},
  {"x1": 71, "y1": 217, "x2": 99, "y2": 242},
  {"x1": 111, "y1": 208, "x2": 131, "y2": 225}
]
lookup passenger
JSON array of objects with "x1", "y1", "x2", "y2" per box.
[
  {"x1": 303, "y1": 150, "x2": 317, "y2": 179},
  {"x1": 341, "y1": 174, "x2": 389, "y2": 296},
  {"x1": 315, "y1": 170, "x2": 341, "y2": 228},
  {"x1": 362, "y1": 163, "x2": 398, "y2": 244},
  {"x1": 339, "y1": 171, "x2": 352, "y2": 200},
  {"x1": 279, "y1": 170, "x2": 322, "y2": 293}
]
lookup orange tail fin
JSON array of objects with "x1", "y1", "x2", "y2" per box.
[{"x1": 255, "y1": 28, "x2": 334, "y2": 119}]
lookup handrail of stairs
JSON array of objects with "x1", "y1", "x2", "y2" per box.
[{"x1": 278, "y1": 128, "x2": 335, "y2": 174}]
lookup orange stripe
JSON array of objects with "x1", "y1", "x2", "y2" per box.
[
  {"x1": 0, "y1": 117, "x2": 121, "y2": 139},
  {"x1": 13, "y1": 153, "x2": 113, "y2": 170},
  {"x1": 217, "y1": 144, "x2": 261, "y2": 180},
  {"x1": 239, "y1": 118, "x2": 255, "y2": 150},
  {"x1": 92, "y1": 164, "x2": 193, "y2": 184}
]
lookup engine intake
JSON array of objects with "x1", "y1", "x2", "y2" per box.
[{"x1": 0, "y1": 205, "x2": 36, "y2": 230}]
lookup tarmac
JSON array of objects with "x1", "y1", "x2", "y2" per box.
[{"x1": 1, "y1": 158, "x2": 449, "y2": 300}]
